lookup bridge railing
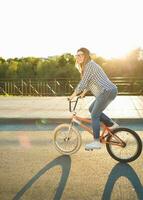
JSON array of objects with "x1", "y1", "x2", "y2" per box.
[{"x1": 0, "y1": 77, "x2": 143, "y2": 96}]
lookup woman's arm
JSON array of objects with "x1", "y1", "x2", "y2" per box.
[
  {"x1": 68, "y1": 62, "x2": 92, "y2": 101},
  {"x1": 80, "y1": 89, "x2": 88, "y2": 98},
  {"x1": 68, "y1": 91, "x2": 77, "y2": 100},
  {"x1": 68, "y1": 89, "x2": 88, "y2": 101},
  {"x1": 75, "y1": 63, "x2": 92, "y2": 95}
]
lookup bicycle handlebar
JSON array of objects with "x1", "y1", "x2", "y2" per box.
[{"x1": 68, "y1": 96, "x2": 81, "y2": 112}]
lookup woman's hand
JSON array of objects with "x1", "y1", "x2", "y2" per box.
[
  {"x1": 79, "y1": 93, "x2": 85, "y2": 98},
  {"x1": 79, "y1": 89, "x2": 87, "y2": 98},
  {"x1": 67, "y1": 96, "x2": 73, "y2": 101},
  {"x1": 67, "y1": 91, "x2": 77, "y2": 101}
]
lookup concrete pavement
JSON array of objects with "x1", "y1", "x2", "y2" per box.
[
  {"x1": 0, "y1": 96, "x2": 143, "y2": 122},
  {"x1": 0, "y1": 130, "x2": 143, "y2": 200},
  {"x1": 0, "y1": 96, "x2": 143, "y2": 199}
]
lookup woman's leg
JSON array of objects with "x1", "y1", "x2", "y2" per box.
[
  {"x1": 89, "y1": 99, "x2": 100, "y2": 138},
  {"x1": 90, "y1": 88, "x2": 117, "y2": 139},
  {"x1": 100, "y1": 113, "x2": 114, "y2": 126},
  {"x1": 89, "y1": 100, "x2": 114, "y2": 128},
  {"x1": 90, "y1": 101, "x2": 104, "y2": 139},
  {"x1": 91, "y1": 114, "x2": 100, "y2": 139}
]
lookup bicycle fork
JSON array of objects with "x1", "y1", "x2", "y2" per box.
[
  {"x1": 67, "y1": 118, "x2": 81, "y2": 139},
  {"x1": 65, "y1": 120, "x2": 76, "y2": 141}
]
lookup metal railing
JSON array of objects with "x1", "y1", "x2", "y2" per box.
[{"x1": 0, "y1": 77, "x2": 143, "y2": 96}]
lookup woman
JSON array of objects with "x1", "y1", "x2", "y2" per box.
[{"x1": 69, "y1": 47, "x2": 119, "y2": 150}]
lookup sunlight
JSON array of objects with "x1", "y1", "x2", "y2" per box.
[
  {"x1": 0, "y1": 0, "x2": 142, "y2": 58},
  {"x1": 96, "y1": 46, "x2": 136, "y2": 59}
]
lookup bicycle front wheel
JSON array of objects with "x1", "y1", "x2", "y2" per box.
[
  {"x1": 106, "y1": 128, "x2": 142, "y2": 163},
  {"x1": 53, "y1": 124, "x2": 82, "y2": 155}
]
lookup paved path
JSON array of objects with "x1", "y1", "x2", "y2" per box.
[
  {"x1": 0, "y1": 130, "x2": 143, "y2": 200},
  {"x1": 0, "y1": 96, "x2": 143, "y2": 199},
  {"x1": 0, "y1": 96, "x2": 143, "y2": 121}
]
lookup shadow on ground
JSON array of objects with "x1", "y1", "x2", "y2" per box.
[
  {"x1": 12, "y1": 155, "x2": 71, "y2": 200},
  {"x1": 102, "y1": 163, "x2": 143, "y2": 200}
]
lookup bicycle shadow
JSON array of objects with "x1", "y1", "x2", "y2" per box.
[
  {"x1": 102, "y1": 163, "x2": 143, "y2": 200},
  {"x1": 12, "y1": 155, "x2": 71, "y2": 200}
]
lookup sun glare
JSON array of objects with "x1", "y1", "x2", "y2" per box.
[
  {"x1": 0, "y1": 0, "x2": 142, "y2": 59},
  {"x1": 92, "y1": 41, "x2": 140, "y2": 59},
  {"x1": 97, "y1": 47, "x2": 131, "y2": 59}
]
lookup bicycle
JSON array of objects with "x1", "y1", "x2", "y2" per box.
[{"x1": 53, "y1": 96, "x2": 142, "y2": 163}]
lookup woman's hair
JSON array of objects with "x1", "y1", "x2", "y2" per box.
[{"x1": 76, "y1": 47, "x2": 91, "y2": 77}]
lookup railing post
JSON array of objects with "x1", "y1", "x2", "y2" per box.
[
  {"x1": 21, "y1": 79, "x2": 23, "y2": 96},
  {"x1": 0, "y1": 77, "x2": 143, "y2": 96}
]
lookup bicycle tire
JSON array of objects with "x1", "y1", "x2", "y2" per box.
[
  {"x1": 53, "y1": 123, "x2": 82, "y2": 155},
  {"x1": 106, "y1": 128, "x2": 142, "y2": 163}
]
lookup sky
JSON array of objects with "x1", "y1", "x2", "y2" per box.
[{"x1": 0, "y1": 0, "x2": 143, "y2": 59}]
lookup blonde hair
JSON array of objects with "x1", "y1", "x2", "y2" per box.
[{"x1": 76, "y1": 47, "x2": 91, "y2": 77}]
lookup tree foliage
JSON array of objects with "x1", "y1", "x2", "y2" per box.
[{"x1": 0, "y1": 49, "x2": 143, "y2": 80}]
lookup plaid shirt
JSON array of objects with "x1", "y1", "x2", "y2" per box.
[{"x1": 75, "y1": 60, "x2": 117, "y2": 96}]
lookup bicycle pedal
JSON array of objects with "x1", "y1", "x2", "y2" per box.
[
  {"x1": 85, "y1": 148, "x2": 93, "y2": 151},
  {"x1": 85, "y1": 148, "x2": 89, "y2": 151}
]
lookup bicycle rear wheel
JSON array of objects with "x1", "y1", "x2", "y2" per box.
[
  {"x1": 53, "y1": 124, "x2": 82, "y2": 155},
  {"x1": 106, "y1": 128, "x2": 142, "y2": 163}
]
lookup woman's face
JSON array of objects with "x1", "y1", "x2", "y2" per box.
[{"x1": 76, "y1": 51, "x2": 85, "y2": 64}]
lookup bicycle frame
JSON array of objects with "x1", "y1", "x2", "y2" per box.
[{"x1": 69, "y1": 97, "x2": 125, "y2": 147}]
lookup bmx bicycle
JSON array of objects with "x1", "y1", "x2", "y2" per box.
[{"x1": 53, "y1": 97, "x2": 142, "y2": 163}]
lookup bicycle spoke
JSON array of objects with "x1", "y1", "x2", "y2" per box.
[
  {"x1": 106, "y1": 128, "x2": 142, "y2": 162},
  {"x1": 54, "y1": 125, "x2": 81, "y2": 153}
]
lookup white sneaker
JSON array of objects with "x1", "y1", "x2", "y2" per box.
[
  {"x1": 85, "y1": 139, "x2": 102, "y2": 150},
  {"x1": 108, "y1": 122, "x2": 119, "y2": 131}
]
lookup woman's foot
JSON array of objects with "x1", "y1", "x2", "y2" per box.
[{"x1": 85, "y1": 139, "x2": 102, "y2": 150}]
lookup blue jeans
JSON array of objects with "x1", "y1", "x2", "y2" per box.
[{"x1": 89, "y1": 88, "x2": 118, "y2": 139}]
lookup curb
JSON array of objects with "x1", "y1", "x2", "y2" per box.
[{"x1": 0, "y1": 118, "x2": 143, "y2": 124}]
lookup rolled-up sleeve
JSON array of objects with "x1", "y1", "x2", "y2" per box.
[{"x1": 75, "y1": 63, "x2": 92, "y2": 94}]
